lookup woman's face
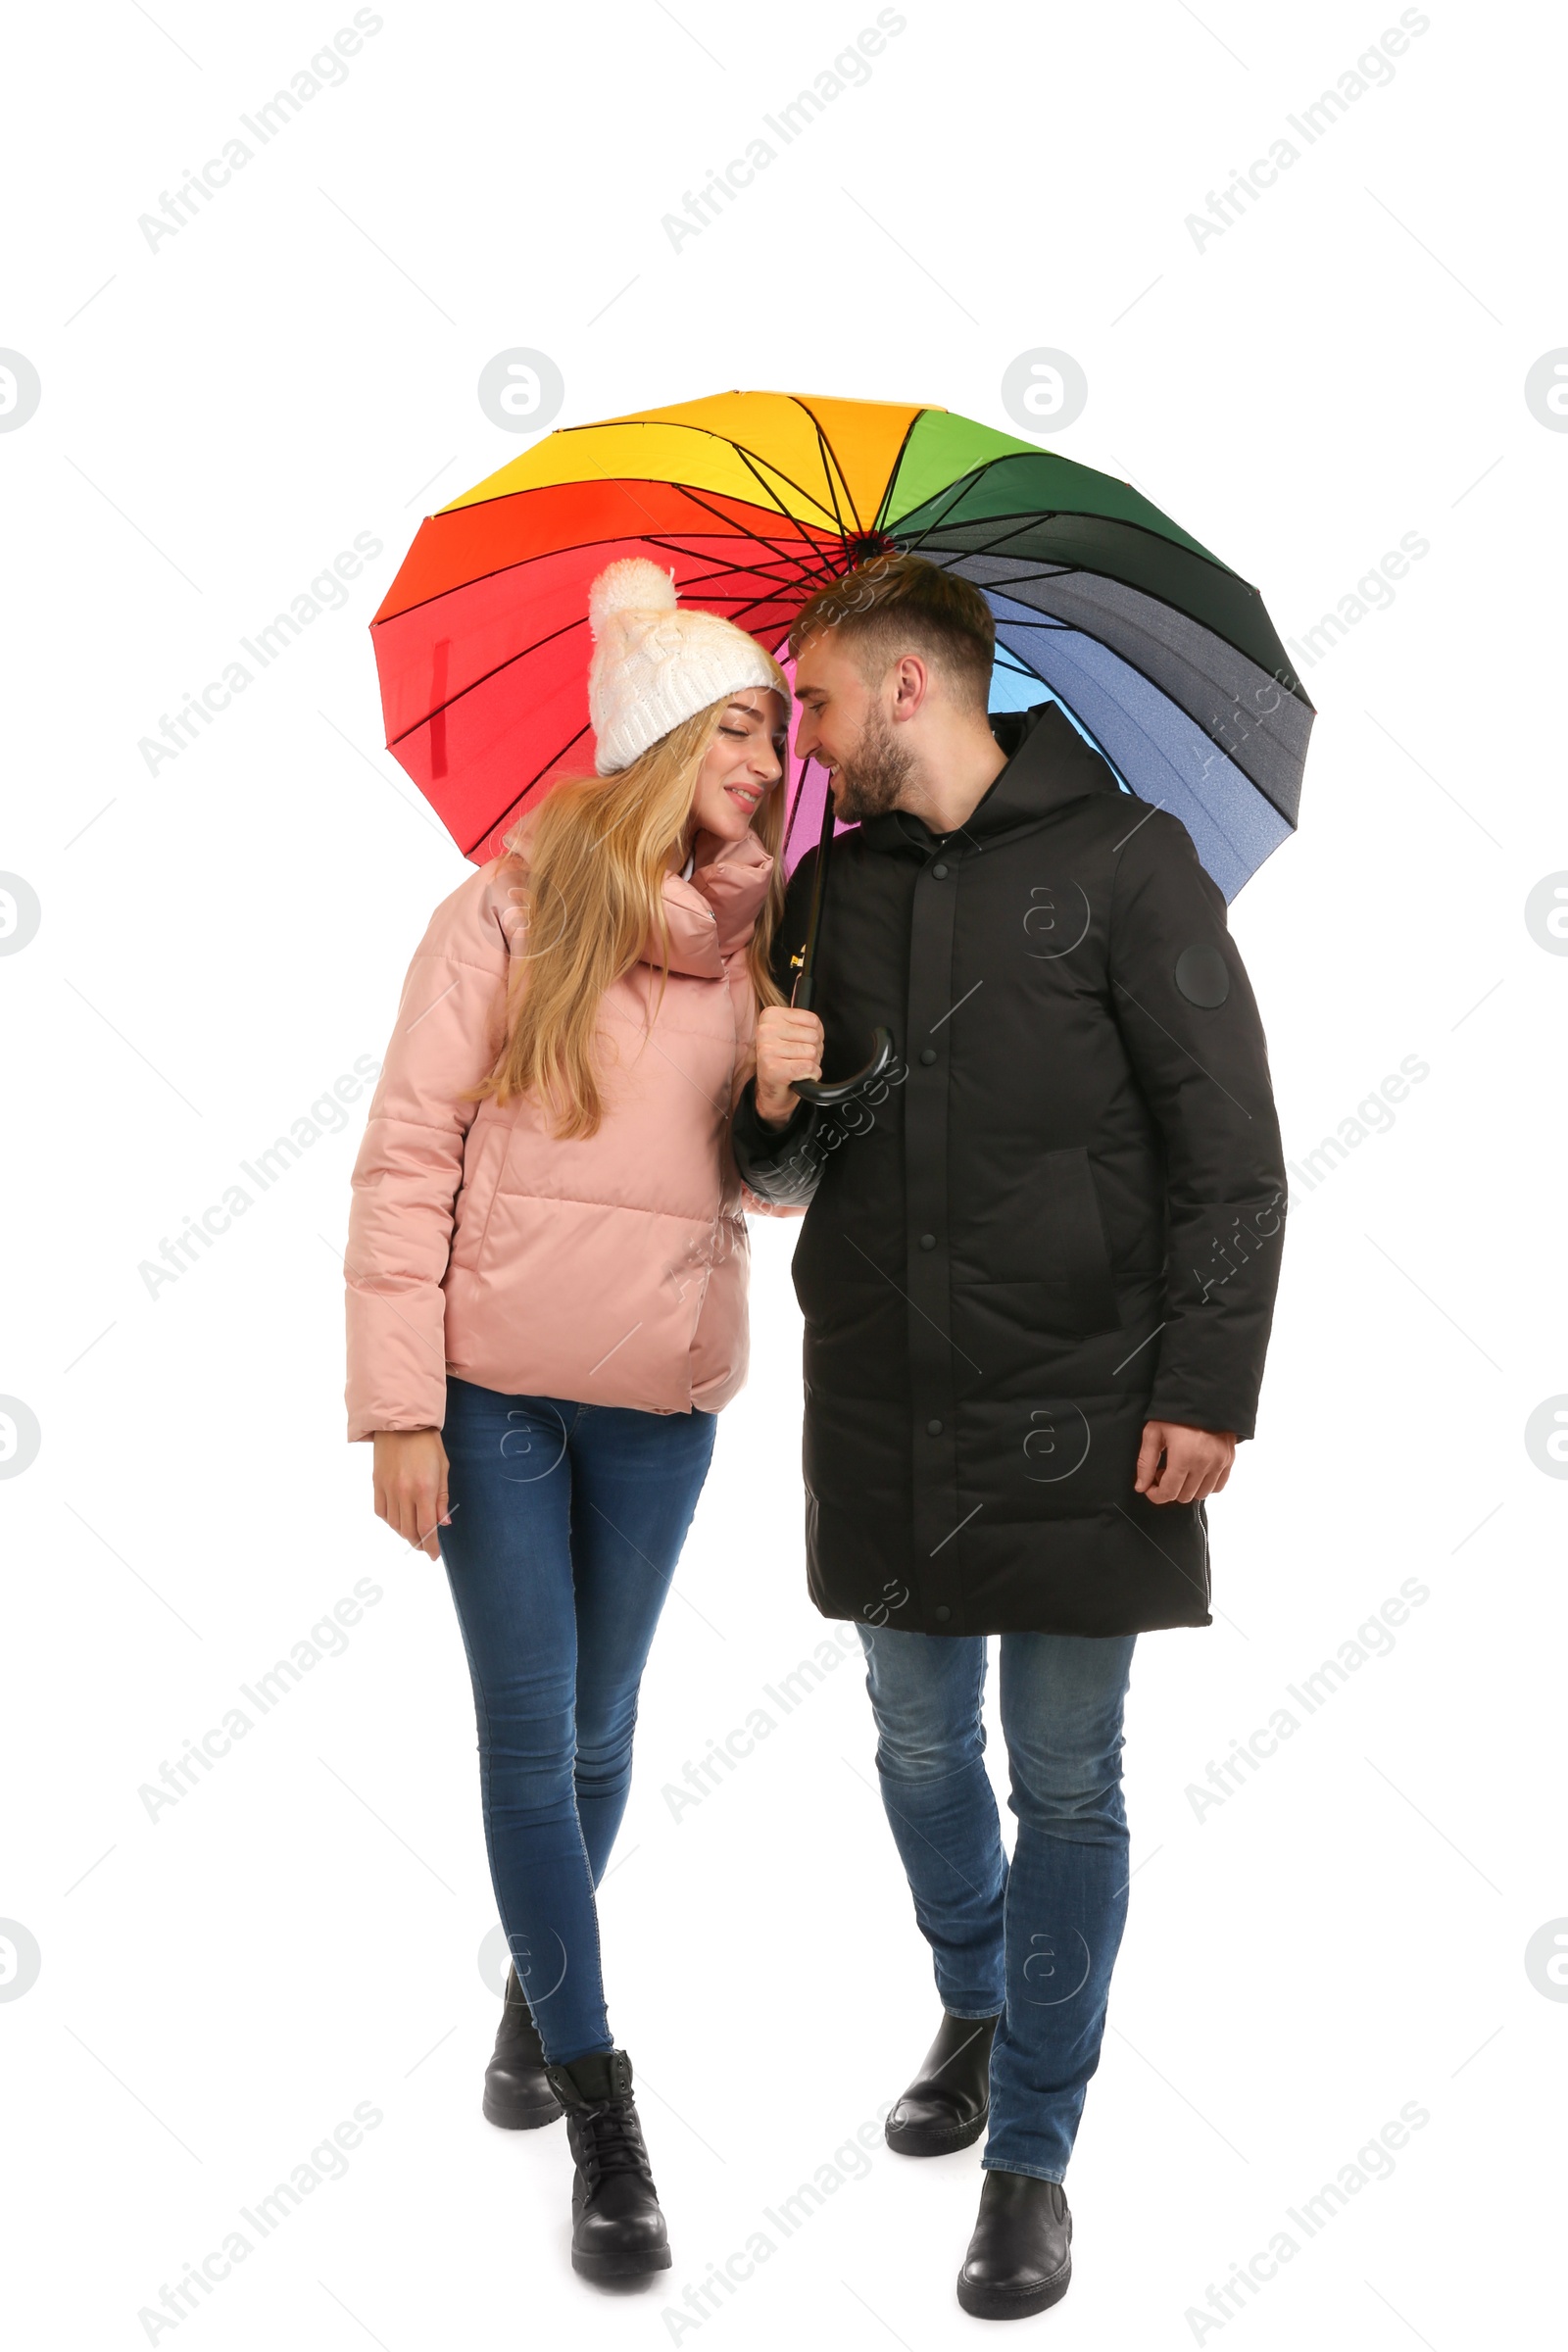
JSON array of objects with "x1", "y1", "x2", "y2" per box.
[{"x1": 685, "y1": 688, "x2": 788, "y2": 844}]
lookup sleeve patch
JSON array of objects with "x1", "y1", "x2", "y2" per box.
[{"x1": 1175, "y1": 944, "x2": 1230, "y2": 1007}]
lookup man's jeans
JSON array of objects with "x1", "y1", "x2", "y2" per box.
[{"x1": 857, "y1": 1624, "x2": 1137, "y2": 2182}]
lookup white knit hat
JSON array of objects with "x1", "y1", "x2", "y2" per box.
[{"x1": 586, "y1": 558, "x2": 791, "y2": 775}]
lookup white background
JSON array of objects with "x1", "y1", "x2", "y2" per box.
[{"x1": 2, "y1": 2, "x2": 1564, "y2": 2346}]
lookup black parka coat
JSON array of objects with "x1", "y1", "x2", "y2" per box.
[{"x1": 731, "y1": 704, "x2": 1287, "y2": 1639}]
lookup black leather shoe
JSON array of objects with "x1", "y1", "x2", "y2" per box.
[
  {"x1": 482, "y1": 1966, "x2": 563, "y2": 2130},
  {"x1": 544, "y1": 2048, "x2": 671, "y2": 2280},
  {"x1": 956, "y1": 2171, "x2": 1072, "y2": 2320},
  {"x1": 885, "y1": 2011, "x2": 1002, "y2": 2156}
]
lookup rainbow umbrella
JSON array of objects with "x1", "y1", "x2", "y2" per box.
[{"x1": 371, "y1": 390, "x2": 1311, "y2": 897}]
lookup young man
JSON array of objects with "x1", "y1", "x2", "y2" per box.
[{"x1": 732, "y1": 554, "x2": 1286, "y2": 2322}]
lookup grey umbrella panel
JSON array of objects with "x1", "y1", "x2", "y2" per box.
[
  {"x1": 935, "y1": 551, "x2": 1312, "y2": 821},
  {"x1": 987, "y1": 609, "x2": 1295, "y2": 902}
]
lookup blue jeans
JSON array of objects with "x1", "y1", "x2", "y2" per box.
[
  {"x1": 438, "y1": 1378, "x2": 715, "y2": 2065},
  {"x1": 857, "y1": 1625, "x2": 1137, "y2": 2182}
]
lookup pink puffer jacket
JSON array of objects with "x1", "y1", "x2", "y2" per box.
[{"x1": 345, "y1": 814, "x2": 783, "y2": 1438}]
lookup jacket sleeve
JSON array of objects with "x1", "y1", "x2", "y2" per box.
[
  {"x1": 1106, "y1": 809, "x2": 1287, "y2": 1442},
  {"x1": 344, "y1": 874, "x2": 511, "y2": 1441},
  {"x1": 731, "y1": 1079, "x2": 823, "y2": 1210}
]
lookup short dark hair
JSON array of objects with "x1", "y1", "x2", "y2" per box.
[{"x1": 789, "y1": 551, "x2": 995, "y2": 709}]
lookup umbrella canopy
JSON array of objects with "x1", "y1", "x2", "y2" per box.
[{"x1": 371, "y1": 390, "x2": 1311, "y2": 898}]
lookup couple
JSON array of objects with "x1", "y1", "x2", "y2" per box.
[{"x1": 344, "y1": 550, "x2": 1287, "y2": 2320}]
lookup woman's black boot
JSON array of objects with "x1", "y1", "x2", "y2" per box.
[
  {"x1": 482, "y1": 1966, "x2": 563, "y2": 2130},
  {"x1": 543, "y1": 2048, "x2": 671, "y2": 2279},
  {"x1": 886, "y1": 2010, "x2": 1002, "y2": 2155}
]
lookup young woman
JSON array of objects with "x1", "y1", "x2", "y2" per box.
[{"x1": 344, "y1": 559, "x2": 799, "y2": 2281}]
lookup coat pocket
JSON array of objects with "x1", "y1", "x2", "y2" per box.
[
  {"x1": 968, "y1": 1144, "x2": 1120, "y2": 1338},
  {"x1": 448, "y1": 1119, "x2": 507, "y2": 1276}
]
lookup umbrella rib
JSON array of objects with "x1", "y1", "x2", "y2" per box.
[
  {"x1": 377, "y1": 539, "x2": 808, "y2": 657},
  {"x1": 893, "y1": 461, "x2": 1012, "y2": 554},
  {"x1": 647, "y1": 557, "x2": 820, "y2": 608},
  {"x1": 671, "y1": 553, "x2": 833, "y2": 600},
  {"x1": 374, "y1": 487, "x2": 839, "y2": 626},
  {"x1": 633, "y1": 528, "x2": 834, "y2": 594},
  {"x1": 902, "y1": 460, "x2": 1244, "y2": 581},
  {"x1": 943, "y1": 510, "x2": 1077, "y2": 562},
  {"x1": 561, "y1": 414, "x2": 851, "y2": 534},
  {"x1": 901, "y1": 448, "x2": 1235, "y2": 572},
  {"x1": 553, "y1": 416, "x2": 833, "y2": 514},
  {"x1": 990, "y1": 609, "x2": 1299, "y2": 830},
  {"x1": 464, "y1": 718, "x2": 594, "y2": 858},
  {"x1": 552, "y1": 404, "x2": 862, "y2": 532},
  {"x1": 375, "y1": 545, "x2": 808, "y2": 738},
  {"x1": 385, "y1": 539, "x2": 846, "y2": 765},
  {"x1": 642, "y1": 478, "x2": 844, "y2": 587},
  {"x1": 454, "y1": 591, "x2": 807, "y2": 865},
  {"x1": 950, "y1": 555, "x2": 1075, "y2": 591},
  {"x1": 383, "y1": 509, "x2": 842, "y2": 751},
  {"x1": 980, "y1": 647, "x2": 1137, "y2": 797},
  {"x1": 921, "y1": 511, "x2": 1307, "y2": 707},
  {"x1": 786, "y1": 395, "x2": 864, "y2": 536},
  {"x1": 788, "y1": 396, "x2": 858, "y2": 510},
  {"x1": 872, "y1": 406, "x2": 931, "y2": 535},
  {"x1": 918, "y1": 503, "x2": 1272, "y2": 608},
  {"x1": 808, "y1": 425, "x2": 854, "y2": 542},
  {"x1": 719, "y1": 441, "x2": 847, "y2": 539},
  {"x1": 657, "y1": 562, "x2": 829, "y2": 622},
  {"x1": 696, "y1": 526, "x2": 854, "y2": 620},
  {"x1": 383, "y1": 612, "x2": 591, "y2": 749},
  {"x1": 395, "y1": 572, "x2": 832, "y2": 818}
]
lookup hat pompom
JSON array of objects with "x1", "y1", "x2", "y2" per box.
[{"x1": 589, "y1": 558, "x2": 677, "y2": 639}]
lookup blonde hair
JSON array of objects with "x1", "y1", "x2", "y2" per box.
[{"x1": 478, "y1": 687, "x2": 789, "y2": 1140}]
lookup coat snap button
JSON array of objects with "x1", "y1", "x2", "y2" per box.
[
  {"x1": 927, "y1": 1418, "x2": 943, "y2": 1435},
  {"x1": 933, "y1": 1604, "x2": 952, "y2": 1623},
  {"x1": 931, "y1": 861, "x2": 949, "y2": 878},
  {"x1": 919, "y1": 1233, "x2": 936, "y2": 1250},
  {"x1": 919, "y1": 1048, "x2": 937, "y2": 1065}
]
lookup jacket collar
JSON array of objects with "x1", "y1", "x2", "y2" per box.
[
  {"x1": 660, "y1": 826, "x2": 773, "y2": 975},
  {"x1": 856, "y1": 702, "x2": 1121, "y2": 860}
]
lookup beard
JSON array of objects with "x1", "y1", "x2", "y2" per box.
[{"x1": 829, "y1": 705, "x2": 912, "y2": 822}]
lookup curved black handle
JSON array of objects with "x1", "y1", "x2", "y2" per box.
[{"x1": 792, "y1": 1024, "x2": 896, "y2": 1108}]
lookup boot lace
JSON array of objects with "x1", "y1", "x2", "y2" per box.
[{"x1": 576, "y1": 2097, "x2": 651, "y2": 2185}]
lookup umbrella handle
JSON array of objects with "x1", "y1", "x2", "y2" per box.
[{"x1": 791, "y1": 1023, "x2": 897, "y2": 1107}]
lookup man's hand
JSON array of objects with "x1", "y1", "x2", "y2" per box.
[
  {"x1": 755, "y1": 1004, "x2": 825, "y2": 1128},
  {"x1": 1134, "y1": 1420, "x2": 1236, "y2": 1505},
  {"x1": 372, "y1": 1428, "x2": 451, "y2": 1558}
]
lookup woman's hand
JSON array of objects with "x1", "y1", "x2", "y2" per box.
[
  {"x1": 755, "y1": 1004, "x2": 825, "y2": 1128},
  {"x1": 372, "y1": 1429, "x2": 451, "y2": 1558}
]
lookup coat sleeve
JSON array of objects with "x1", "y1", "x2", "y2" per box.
[
  {"x1": 731, "y1": 1079, "x2": 822, "y2": 1211},
  {"x1": 344, "y1": 875, "x2": 511, "y2": 1441},
  {"x1": 1106, "y1": 809, "x2": 1287, "y2": 1442}
]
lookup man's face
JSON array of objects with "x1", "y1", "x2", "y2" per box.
[{"x1": 791, "y1": 629, "x2": 911, "y2": 822}]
